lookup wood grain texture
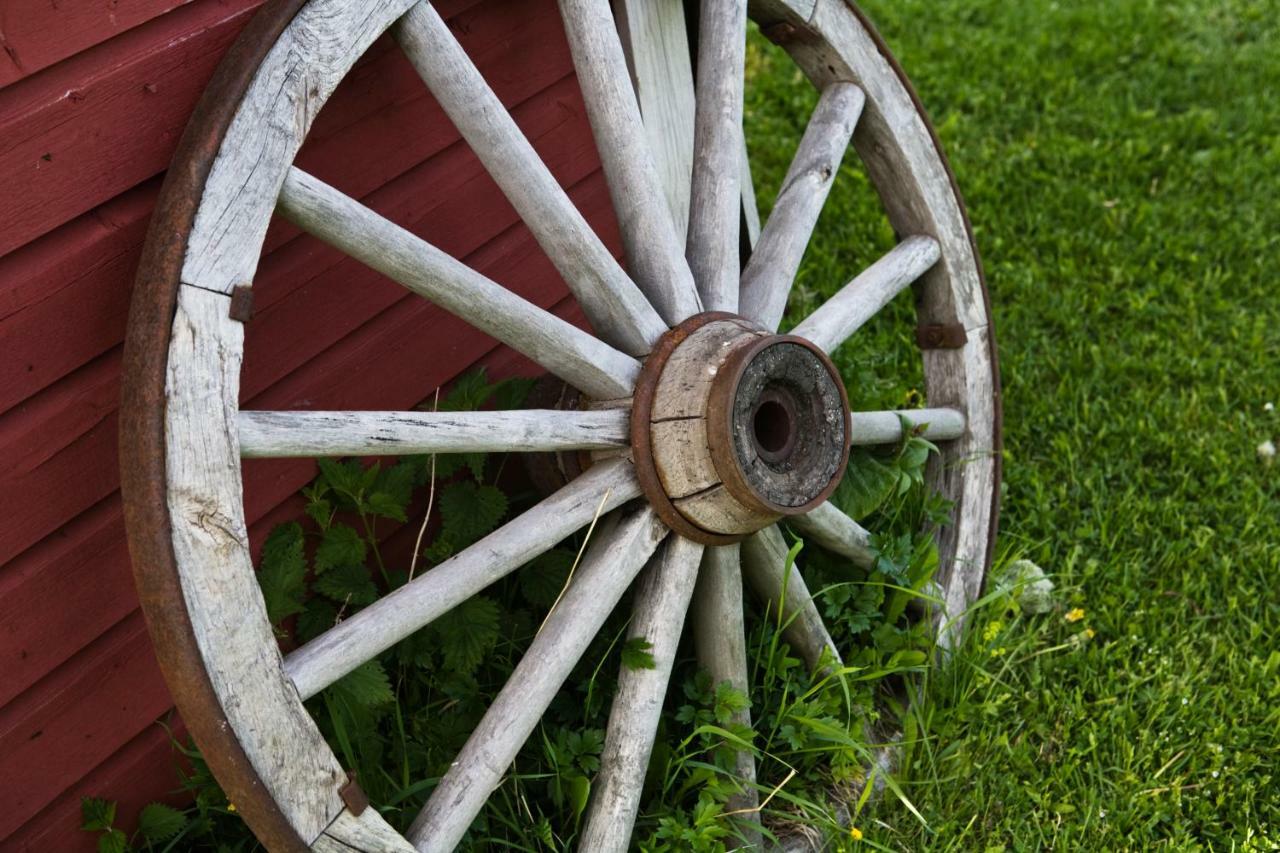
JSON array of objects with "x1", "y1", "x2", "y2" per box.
[
  {"x1": 686, "y1": 0, "x2": 747, "y2": 311},
  {"x1": 559, "y1": 0, "x2": 700, "y2": 325},
  {"x1": 394, "y1": 1, "x2": 666, "y2": 356},
  {"x1": 791, "y1": 234, "x2": 940, "y2": 353},
  {"x1": 790, "y1": 500, "x2": 874, "y2": 569},
  {"x1": 579, "y1": 534, "x2": 703, "y2": 851},
  {"x1": 181, "y1": 0, "x2": 417, "y2": 295},
  {"x1": 613, "y1": 0, "x2": 697, "y2": 246},
  {"x1": 238, "y1": 408, "x2": 629, "y2": 458},
  {"x1": 850, "y1": 407, "x2": 965, "y2": 445},
  {"x1": 311, "y1": 808, "x2": 414, "y2": 852},
  {"x1": 407, "y1": 506, "x2": 668, "y2": 852},
  {"x1": 739, "y1": 82, "x2": 864, "y2": 330},
  {"x1": 165, "y1": 285, "x2": 348, "y2": 842},
  {"x1": 690, "y1": 545, "x2": 760, "y2": 838},
  {"x1": 277, "y1": 167, "x2": 640, "y2": 401},
  {"x1": 741, "y1": 524, "x2": 840, "y2": 672},
  {"x1": 284, "y1": 458, "x2": 641, "y2": 700}
]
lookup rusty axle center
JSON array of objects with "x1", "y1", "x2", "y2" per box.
[{"x1": 632, "y1": 313, "x2": 851, "y2": 545}]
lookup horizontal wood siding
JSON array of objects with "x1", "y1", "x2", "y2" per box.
[{"x1": 0, "y1": 0, "x2": 615, "y2": 847}]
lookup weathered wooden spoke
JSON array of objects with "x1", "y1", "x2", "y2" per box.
[
  {"x1": 741, "y1": 524, "x2": 842, "y2": 673},
  {"x1": 120, "y1": 0, "x2": 1000, "y2": 848},
  {"x1": 691, "y1": 545, "x2": 761, "y2": 839},
  {"x1": 579, "y1": 534, "x2": 704, "y2": 851},
  {"x1": 284, "y1": 459, "x2": 640, "y2": 701},
  {"x1": 237, "y1": 408, "x2": 629, "y2": 458},
  {"x1": 791, "y1": 234, "x2": 942, "y2": 353},
  {"x1": 851, "y1": 407, "x2": 967, "y2": 445},
  {"x1": 791, "y1": 501, "x2": 876, "y2": 570},
  {"x1": 407, "y1": 505, "x2": 668, "y2": 852},
  {"x1": 558, "y1": 0, "x2": 701, "y2": 325},
  {"x1": 740, "y1": 82, "x2": 866, "y2": 330},
  {"x1": 277, "y1": 168, "x2": 639, "y2": 401},
  {"x1": 687, "y1": 0, "x2": 748, "y2": 311},
  {"x1": 393, "y1": 1, "x2": 666, "y2": 356}
]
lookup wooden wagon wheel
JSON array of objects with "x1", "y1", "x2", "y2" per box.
[{"x1": 119, "y1": 0, "x2": 1000, "y2": 849}]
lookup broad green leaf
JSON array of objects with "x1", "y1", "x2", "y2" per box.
[
  {"x1": 314, "y1": 524, "x2": 366, "y2": 574},
  {"x1": 621, "y1": 637, "x2": 657, "y2": 670},
  {"x1": 97, "y1": 829, "x2": 127, "y2": 853},
  {"x1": 315, "y1": 563, "x2": 378, "y2": 606},
  {"x1": 439, "y1": 481, "x2": 508, "y2": 546},
  {"x1": 296, "y1": 598, "x2": 338, "y2": 643},
  {"x1": 833, "y1": 450, "x2": 900, "y2": 521},
  {"x1": 518, "y1": 548, "x2": 575, "y2": 607},
  {"x1": 80, "y1": 797, "x2": 116, "y2": 832},
  {"x1": 430, "y1": 595, "x2": 500, "y2": 675},
  {"x1": 138, "y1": 802, "x2": 187, "y2": 843},
  {"x1": 328, "y1": 660, "x2": 394, "y2": 708},
  {"x1": 257, "y1": 523, "x2": 307, "y2": 627}
]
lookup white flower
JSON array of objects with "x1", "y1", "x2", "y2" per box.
[
  {"x1": 1259, "y1": 440, "x2": 1277, "y2": 465},
  {"x1": 1265, "y1": 402, "x2": 1275, "y2": 412}
]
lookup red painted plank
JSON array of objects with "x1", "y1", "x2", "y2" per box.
[
  {"x1": 0, "y1": 0, "x2": 261, "y2": 258},
  {"x1": 0, "y1": 0, "x2": 530, "y2": 258},
  {"x1": 0, "y1": 613, "x2": 172, "y2": 840},
  {"x1": 0, "y1": 0, "x2": 578, "y2": 413},
  {"x1": 4, "y1": 725, "x2": 185, "y2": 853},
  {"x1": 0, "y1": 0, "x2": 198, "y2": 89}
]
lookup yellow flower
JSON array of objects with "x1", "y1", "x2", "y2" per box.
[
  {"x1": 850, "y1": 826, "x2": 864, "y2": 841},
  {"x1": 227, "y1": 802, "x2": 237, "y2": 813},
  {"x1": 1065, "y1": 607, "x2": 1085, "y2": 623},
  {"x1": 1084, "y1": 627, "x2": 1096, "y2": 639}
]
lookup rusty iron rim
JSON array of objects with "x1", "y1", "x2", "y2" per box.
[
  {"x1": 117, "y1": 0, "x2": 313, "y2": 850},
  {"x1": 705, "y1": 334, "x2": 851, "y2": 519},
  {"x1": 630, "y1": 311, "x2": 752, "y2": 546},
  {"x1": 843, "y1": 0, "x2": 1005, "y2": 584}
]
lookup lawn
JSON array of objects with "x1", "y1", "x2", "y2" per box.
[{"x1": 746, "y1": 0, "x2": 1279, "y2": 848}]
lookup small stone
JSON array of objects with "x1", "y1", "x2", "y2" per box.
[{"x1": 992, "y1": 559, "x2": 1055, "y2": 614}]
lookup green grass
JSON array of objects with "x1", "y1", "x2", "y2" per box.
[{"x1": 745, "y1": 0, "x2": 1279, "y2": 848}]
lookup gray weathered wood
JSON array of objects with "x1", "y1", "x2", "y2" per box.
[
  {"x1": 741, "y1": 525, "x2": 840, "y2": 672},
  {"x1": 740, "y1": 82, "x2": 865, "y2": 330},
  {"x1": 614, "y1": 0, "x2": 697, "y2": 247},
  {"x1": 393, "y1": 2, "x2": 665, "y2": 355},
  {"x1": 691, "y1": 544, "x2": 760, "y2": 840},
  {"x1": 276, "y1": 168, "x2": 639, "y2": 401},
  {"x1": 756, "y1": 0, "x2": 1000, "y2": 642},
  {"x1": 165, "y1": 285, "x2": 349, "y2": 842},
  {"x1": 790, "y1": 501, "x2": 874, "y2": 569},
  {"x1": 578, "y1": 534, "x2": 704, "y2": 852},
  {"x1": 849, "y1": 407, "x2": 966, "y2": 446},
  {"x1": 181, "y1": 0, "x2": 417, "y2": 296},
  {"x1": 311, "y1": 808, "x2": 414, "y2": 852},
  {"x1": 560, "y1": 0, "x2": 700, "y2": 326},
  {"x1": 791, "y1": 234, "x2": 940, "y2": 354},
  {"x1": 740, "y1": 135, "x2": 762, "y2": 248},
  {"x1": 407, "y1": 506, "x2": 668, "y2": 852},
  {"x1": 237, "y1": 408, "x2": 630, "y2": 458},
  {"x1": 284, "y1": 459, "x2": 641, "y2": 700},
  {"x1": 686, "y1": 0, "x2": 747, "y2": 311}
]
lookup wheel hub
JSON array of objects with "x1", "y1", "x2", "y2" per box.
[{"x1": 633, "y1": 312, "x2": 851, "y2": 544}]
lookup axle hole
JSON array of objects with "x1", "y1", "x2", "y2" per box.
[{"x1": 753, "y1": 399, "x2": 793, "y2": 456}]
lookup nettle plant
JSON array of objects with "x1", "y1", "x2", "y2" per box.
[{"x1": 85, "y1": 369, "x2": 946, "y2": 852}]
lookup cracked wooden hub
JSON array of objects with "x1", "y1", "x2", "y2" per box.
[{"x1": 633, "y1": 313, "x2": 851, "y2": 544}]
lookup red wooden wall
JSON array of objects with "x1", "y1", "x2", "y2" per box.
[{"x1": 0, "y1": 1, "x2": 616, "y2": 848}]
